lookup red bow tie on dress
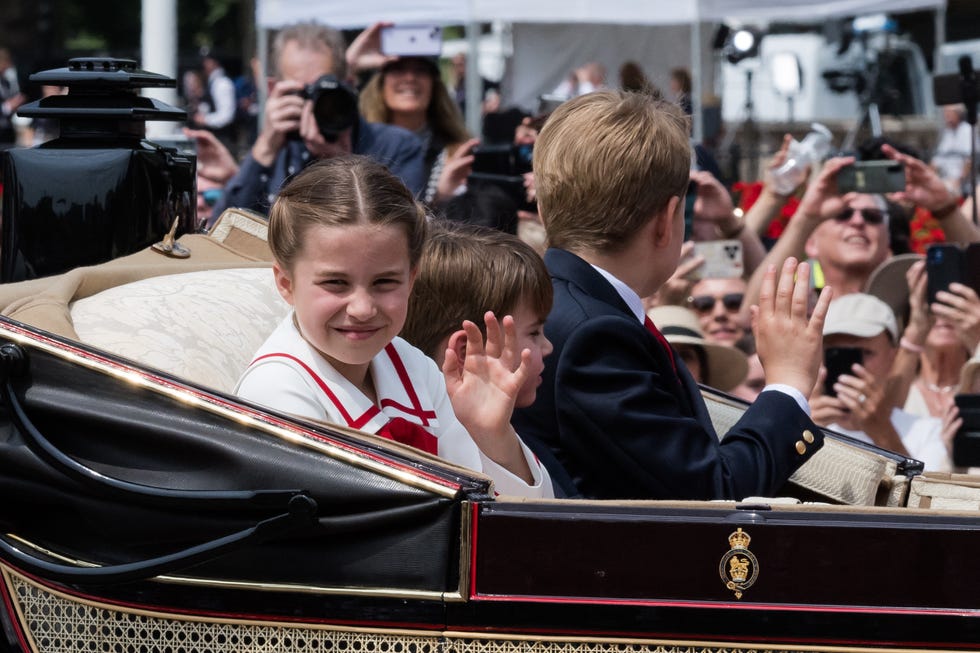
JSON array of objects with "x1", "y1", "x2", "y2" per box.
[
  {"x1": 377, "y1": 417, "x2": 439, "y2": 455},
  {"x1": 644, "y1": 316, "x2": 678, "y2": 374}
]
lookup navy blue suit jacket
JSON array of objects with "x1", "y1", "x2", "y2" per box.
[{"x1": 512, "y1": 248, "x2": 824, "y2": 500}]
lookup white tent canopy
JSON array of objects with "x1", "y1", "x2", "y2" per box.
[
  {"x1": 257, "y1": 0, "x2": 944, "y2": 29},
  {"x1": 256, "y1": 0, "x2": 946, "y2": 138}
]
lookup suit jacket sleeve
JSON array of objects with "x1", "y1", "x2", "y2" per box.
[
  {"x1": 554, "y1": 314, "x2": 822, "y2": 500},
  {"x1": 210, "y1": 153, "x2": 274, "y2": 221}
]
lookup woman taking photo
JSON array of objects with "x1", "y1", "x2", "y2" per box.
[{"x1": 349, "y1": 24, "x2": 477, "y2": 206}]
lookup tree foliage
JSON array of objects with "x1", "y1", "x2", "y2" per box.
[{"x1": 1, "y1": 0, "x2": 249, "y2": 75}]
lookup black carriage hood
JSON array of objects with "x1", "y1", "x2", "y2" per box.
[{"x1": 0, "y1": 316, "x2": 491, "y2": 593}]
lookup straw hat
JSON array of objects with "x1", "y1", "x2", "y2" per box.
[
  {"x1": 647, "y1": 305, "x2": 748, "y2": 391},
  {"x1": 863, "y1": 253, "x2": 922, "y2": 333}
]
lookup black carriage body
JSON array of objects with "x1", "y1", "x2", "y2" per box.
[
  {"x1": 1, "y1": 317, "x2": 979, "y2": 653},
  {"x1": 0, "y1": 58, "x2": 196, "y2": 283},
  {"x1": 1, "y1": 144, "x2": 195, "y2": 282}
]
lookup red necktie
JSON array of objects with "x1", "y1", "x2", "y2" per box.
[
  {"x1": 377, "y1": 417, "x2": 439, "y2": 455},
  {"x1": 644, "y1": 316, "x2": 678, "y2": 374}
]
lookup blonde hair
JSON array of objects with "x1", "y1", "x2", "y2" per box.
[
  {"x1": 533, "y1": 90, "x2": 691, "y2": 254},
  {"x1": 269, "y1": 156, "x2": 427, "y2": 270},
  {"x1": 401, "y1": 221, "x2": 553, "y2": 359},
  {"x1": 272, "y1": 22, "x2": 347, "y2": 79},
  {"x1": 359, "y1": 60, "x2": 469, "y2": 149}
]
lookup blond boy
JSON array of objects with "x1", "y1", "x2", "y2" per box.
[{"x1": 511, "y1": 91, "x2": 832, "y2": 500}]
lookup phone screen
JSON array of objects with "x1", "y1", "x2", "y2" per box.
[
  {"x1": 926, "y1": 243, "x2": 963, "y2": 305},
  {"x1": 684, "y1": 181, "x2": 697, "y2": 241},
  {"x1": 837, "y1": 161, "x2": 905, "y2": 194},
  {"x1": 380, "y1": 25, "x2": 443, "y2": 57},
  {"x1": 690, "y1": 240, "x2": 744, "y2": 280},
  {"x1": 823, "y1": 346, "x2": 864, "y2": 397}
]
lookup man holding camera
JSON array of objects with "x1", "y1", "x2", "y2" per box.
[{"x1": 212, "y1": 23, "x2": 424, "y2": 223}]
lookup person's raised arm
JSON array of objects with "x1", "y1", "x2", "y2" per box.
[
  {"x1": 646, "y1": 241, "x2": 704, "y2": 308},
  {"x1": 886, "y1": 259, "x2": 930, "y2": 407},
  {"x1": 689, "y1": 169, "x2": 766, "y2": 276},
  {"x1": 882, "y1": 142, "x2": 980, "y2": 244},
  {"x1": 433, "y1": 138, "x2": 479, "y2": 205},
  {"x1": 251, "y1": 79, "x2": 306, "y2": 167},
  {"x1": 933, "y1": 281, "x2": 980, "y2": 355},
  {"x1": 345, "y1": 22, "x2": 396, "y2": 79},
  {"x1": 740, "y1": 156, "x2": 854, "y2": 323},
  {"x1": 743, "y1": 134, "x2": 798, "y2": 236},
  {"x1": 184, "y1": 127, "x2": 239, "y2": 185}
]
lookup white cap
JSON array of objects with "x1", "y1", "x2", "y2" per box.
[{"x1": 823, "y1": 293, "x2": 899, "y2": 342}]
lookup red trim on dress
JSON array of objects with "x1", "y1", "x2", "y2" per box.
[
  {"x1": 384, "y1": 344, "x2": 437, "y2": 425},
  {"x1": 252, "y1": 353, "x2": 379, "y2": 429},
  {"x1": 253, "y1": 349, "x2": 439, "y2": 455}
]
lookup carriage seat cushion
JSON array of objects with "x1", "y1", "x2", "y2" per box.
[{"x1": 70, "y1": 267, "x2": 289, "y2": 394}]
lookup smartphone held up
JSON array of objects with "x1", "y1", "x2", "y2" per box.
[
  {"x1": 823, "y1": 346, "x2": 864, "y2": 398},
  {"x1": 926, "y1": 243, "x2": 980, "y2": 305},
  {"x1": 380, "y1": 25, "x2": 443, "y2": 57},
  {"x1": 836, "y1": 161, "x2": 905, "y2": 194}
]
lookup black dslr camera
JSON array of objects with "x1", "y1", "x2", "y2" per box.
[
  {"x1": 294, "y1": 75, "x2": 359, "y2": 142},
  {"x1": 468, "y1": 143, "x2": 536, "y2": 212},
  {"x1": 470, "y1": 143, "x2": 534, "y2": 178}
]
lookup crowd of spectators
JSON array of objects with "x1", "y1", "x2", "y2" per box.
[
  {"x1": 172, "y1": 19, "x2": 980, "y2": 484},
  {"x1": 6, "y1": 20, "x2": 975, "y2": 494}
]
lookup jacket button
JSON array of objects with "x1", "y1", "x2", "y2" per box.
[
  {"x1": 795, "y1": 441, "x2": 807, "y2": 455},
  {"x1": 803, "y1": 429, "x2": 815, "y2": 444}
]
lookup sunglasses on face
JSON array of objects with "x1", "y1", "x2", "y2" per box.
[
  {"x1": 688, "y1": 293, "x2": 744, "y2": 312},
  {"x1": 834, "y1": 207, "x2": 887, "y2": 225}
]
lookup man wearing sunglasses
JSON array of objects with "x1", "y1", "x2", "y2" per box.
[
  {"x1": 742, "y1": 157, "x2": 892, "y2": 317},
  {"x1": 804, "y1": 194, "x2": 892, "y2": 297}
]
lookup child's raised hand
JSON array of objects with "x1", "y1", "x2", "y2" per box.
[
  {"x1": 442, "y1": 311, "x2": 533, "y2": 481},
  {"x1": 752, "y1": 257, "x2": 832, "y2": 398}
]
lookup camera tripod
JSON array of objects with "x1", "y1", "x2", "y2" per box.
[{"x1": 842, "y1": 99, "x2": 882, "y2": 153}]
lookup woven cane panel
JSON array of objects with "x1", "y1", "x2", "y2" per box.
[
  {"x1": 702, "y1": 392, "x2": 745, "y2": 437},
  {"x1": 702, "y1": 390, "x2": 895, "y2": 507},
  {"x1": 452, "y1": 638, "x2": 796, "y2": 653},
  {"x1": 786, "y1": 438, "x2": 897, "y2": 506},
  {"x1": 10, "y1": 574, "x2": 441, "y2": 653},
  {"x1": 8, "y1": 571, "x2": 816, "y2": 653}
]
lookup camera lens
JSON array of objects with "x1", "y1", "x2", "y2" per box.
[
  {"x1": 303, "y1": 75, "x2": 358, "y2": 141},
  {"x1": 312, "y1": 90, "x2": 356, "y2": 137}
]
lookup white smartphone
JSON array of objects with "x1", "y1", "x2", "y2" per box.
[
  {"x1": 689, "y1": 239, "x2": 744, "y2": 280},
  {"x1": 380, "y1": 25, "x2": 443, "y2": 57}
]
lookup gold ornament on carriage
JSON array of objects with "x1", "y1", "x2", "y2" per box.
[{"x1": 718, "y1": 528, "x2": 759, "y2": 599}]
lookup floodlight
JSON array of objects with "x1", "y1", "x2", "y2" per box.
[
  {"x1": 770, "y1": 52, "x2": 802, "y2": 96},
  {"x1": 724, "y1": 28, "x2": 761, "y2": 64},
  {"x1": 732, "y1": 30, "x2": 756, "y2": 54},
  {"x1": 852, "y1": 14, "x2": 897, "y2": 34}
]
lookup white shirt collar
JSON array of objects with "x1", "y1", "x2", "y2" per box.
[{"x1": 589, "y1": 263, "x2": 646, "y2": 324}]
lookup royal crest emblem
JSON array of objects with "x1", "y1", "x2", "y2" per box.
[{"x1": 718, "y1": 528, "x2": 759, "y2": 599}]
